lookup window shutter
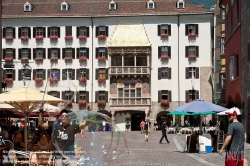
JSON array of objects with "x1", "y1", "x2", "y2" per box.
[
  {"x1": 158, "y1": 46, "x2": 161, "y2": 58},
  {"x1": 47, "y1": 27, "x2": 50, "y2": 37},
  {"x1": 185, "y1": 90, "x2": 189, "y2": 102},
  {"x1": 18, "y1": 27, "x2": 21, "y2": 38},
  {"x1": 86, "y1": 48, "x2": 89, "y2": 59},
  {"x1": 158, "y1": 90, "x2": 162, "y2": 103},
  {"x1": 105, "y1": 68, "x2": 109, "y2": 79},
  {"x1": 86, "y1": 91, "x2": 89, "y2": 103},
  {"x1": 58, "y1": 48, "x2": 60, "y2": 59},
  {"x1": 158, "y1": 68, "x2": 161, "y2": 80},
  {"x1": 33, "y1": 69, "x2": 36, "y2": 80},
  {"x1": 2, "y1": 28, "x2": 5, "y2": 38},
  {"x1": 72, "y1": 69, "x2": 75, "y2": 80},
  {"x1": 18, "y1": 69, "x2": 22, "y2": 80},
  {"x1": 168, "y1": 46, "x2": 171, "y2": 57},
  {"x1": 76, "y1": 92, "x2": 79, "y2": 102},
  {"x1": 195, "y1": 24, "x2": 198, "y2": 35},
  {"x1": 185, "y1": 67, "x2": 189, "y2": 79},
  {"x1": 186, "y1": 46, "x2": 189, "y2": 57},
  {"x1": 3, "y1": 49, "x2": 6, "y2": 58},
  {"x1": 33, "y1": 27, "x2": 36, "y2": 38},
  {"x1": 168, "y1": 68, "x2": 171, "y2": 79},
  {"x1": 105, "y1": 26, "x2": 109, "y2": 37},
  {"x1": 28, "y1": 49, "x2": 31, "y2": 59},
  {"x1": 196, "y1": 46, "x2": 199, "y2": 57},
  {"x1": 195, "y1": 67, "x2": 199, "y2": 79},
  {"x1": 43, "y1": 69, "x2": 46, "y2": 79},
  {"x1": 13, "y1": 28, "x2": 16, "y2": 38},
  {"x1": 62, "y1": 69, "x2": 66, "y2": 80},
  {"x1": 76, "y1": 27, "x2": 79, "y2": 37},
  {"x1": 57, "y1": 91, "x2": 60, "y2": 98},
  {"x1": 57, "y1": 27, "x2": 60, "y2": 37},
  {"x1": 43, "y1": 27, "x2": 46, "y2": 37},
  {"x1": 48, "y1": 48, "x2": 51, "y2": 58},
  {"x1": 195, "y1": 90, "x2": 199, "y2": 99},
  {"x1": 105, "y1": 48, "x2": 108, "y2": 58},
  {"x1": 105, "y1": 91, "x2": 108, "y2": 102},
  {"x1": 33, "y1": 48, "x2": 36, "y2": 58},
  {"x1": 28, "y1": 27, "x2": 31, "y2": 38},
  {"x1": 96, "y1": 27, "x2": 99, "y2": 37},
  {"x1": 62, "y1": 91, "x2": 65, "y2": 100},
  {"x1": 72, "y1": 48, "x2": 75, "y2": 59},
  {"x1": 86, "y1": 27, "x2": 89, "y2": 37},
  {"x1": 13, "y1": 49, "x2": 16, "y2": 59},
  {"x1": 86, "y1": 69, "x2": 89, "y2": 80},
  {"x1": 185, "y1": 24, "x2": 188, "y2": 35},
  {"x1": 168, "y1": 91, "x2": 172, "y2": 102},
  {"x1": 77, "y1": 48, "x2": 80, "y2": 58},
  {"x1": 69, "y1": 26, "x2": 72, "y2": 36},
  {"x1": 47, "y1": 69, "x2": 50, "y2": 78},
  {"x1": 18, "y1": 49, "x2": 21, "y2": 59},
  {"x1": 62, "y1": 48, "x2": 65, "y2": 58},
  {"x1": 95, "y1": 91, "x2": 99, "y2": 102},
  {"x1": 96, "y1": 69, "x2": 99, "y2": 79},
  {"x1": 76, "y1": 69, "x2": 80, "y2": 78},
  {"x1": 12, "y1": 70, "x2": 15, "y2": 80},
  {"x1": 96, "y1": 48, "x2": 99, "y2": 58},
  {"x1": 43, "y1": 48, "x2": 46, "y2": 59},
  {"x1": 158, "y1": 25, "x2": 161, "y2": 36},
  {"x1": 168, "y1": 24, "x2": 171, "y2": 35},
  {"x1": 3, "y1": 70, "x2": 6, "y2": 79}
]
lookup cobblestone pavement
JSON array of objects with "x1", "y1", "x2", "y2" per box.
[{"x1": 74, "y1": 131, "x2": 250, "y2": 166}]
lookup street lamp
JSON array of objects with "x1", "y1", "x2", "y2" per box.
[{"x1": 22, "y1": 63, "x2": 32, "y2": 87}]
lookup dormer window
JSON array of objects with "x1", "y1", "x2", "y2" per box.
[
  {"x1": 177, "y1": 0, "x2": 185, "y2": 9},
  {"x1": 24, "y1": 2, "x2": 32, "y2": 12},
  {"x1": 61, "y1": 1, "x2": 69, "y2": 11},
  {"x1": 147, "y1": 0, "x2": 155, "y2": 10},
  {"x1": 109, "y1": 0, "x2": 117, "y2": 10}
]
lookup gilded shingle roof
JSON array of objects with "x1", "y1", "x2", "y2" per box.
[{"x1": 2, "y1": 0, "x2": 211, "y2": 18}]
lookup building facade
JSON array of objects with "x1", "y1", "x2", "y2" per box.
[{"x1": 1, "y1": 0, "x2": 214, "y2": 131}]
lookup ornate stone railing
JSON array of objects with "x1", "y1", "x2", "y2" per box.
[
  {"x1": 110, "y1": 98, "x2": 150, "y2": 105},
  {"x1": 110, "y1": 67, "x2": 150, "y2": 75}
]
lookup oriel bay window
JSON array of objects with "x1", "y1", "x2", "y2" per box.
[
  {"x1": 111, "y1": 56, "x2": 122, "y2": 66},
  {"x1": 118, "y1": 83, "x2": 141, "y2": 98},
  {"x1": 124, "y1": 56, "x2": 134, "y2": 66},
  {"x1": 185, "y1": 67, "x2": 199, "y2": 79},
  {"x1": 158, "y1": 67, "x2": 171, "y2": 80},
  {"x1": 62, "y1": 69, "x2": 75, "y2": 80},
  {"x1": 186, "y1": 90, "x2": 199, "y2": 102}
]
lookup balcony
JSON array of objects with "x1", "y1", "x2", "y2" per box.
[
  {"x1": 110, "y1": 67, "x2": 150, "y2": 76},
  {"x1": 110, "y1": 97, "x2": 150, "y2": 106}
]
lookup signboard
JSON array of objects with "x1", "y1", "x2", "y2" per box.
[{"x1": 3, "y1": 64, "x2": 14, "y2": 68}]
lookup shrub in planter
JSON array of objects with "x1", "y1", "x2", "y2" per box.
[{"x1": 78, "y1": 35, "x2": 87, "y2": 40}]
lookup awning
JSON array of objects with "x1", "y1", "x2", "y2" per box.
[{"x1": 107, "y1": 24, "x2": 151, "y2": 47}]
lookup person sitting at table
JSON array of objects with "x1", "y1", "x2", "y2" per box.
[{"x1": 13, "y1": 131, "x2": 25, "y2": 149}]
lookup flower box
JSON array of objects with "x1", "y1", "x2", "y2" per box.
[
  {"x1": 78, "y1": 77, "x2": 87, "y2": 82},
  {"x1": 50, "y1": 57, "x2": 58, "y2": 61},
  {"x1": 64, "y1": 100, "x2": 72, "y2": 106},
  {"x1": 4, "y1": 57, "x2": 13, "y2": 62},
  {"x1": 188, "y1": 55, "x2": 197, "y2": 59},
  {"x1": 98, "y1": 77, "x2": 106, "y2": 83},
  {"x1": 20, "y1": 36, "x2": 29, "y2": 41},
  {"x1": 78, "y1": 100, "x2": 86, "y2": 105},
  {"x1": 97, "y1": 100, "x2": 106, "y2": 105},
  {"x1": 49, "y1": 35, "x2": 58, "y2": 40},
  {"x1": 97, "y1": 56, "x2": 106, "y2": 61},
  {"x1": 34, "y1": 78, "x2": 43, "y2": 83},
  {"x1": 35, "y1": 36, "x2": 44, "y2": 40},
  {"x1": 188, "y1": 33, "x2": 197, "y2": 37},
  {"x1": 21, "y1": 57, "x2": 29, "y2": 62},
  {"x1": 161, "y1": 99, "x2": 170, "y2": 105},
  {"x1": 5, "y1": 78, "x2": 14, "y2": 83},
  {"x1": 49, "y1": 77, "x2": 59, "y2": 82},
  {"x1": 78, "y1": 35, "x2": 87, "y2": 40},
  {"x1": 65, "y1": 36, "x2": 73, "y2": 40},
  {"x1": 97, "y1": 35, "x2": 107, "y2": 39},
  {"x1": 160, "y1": 34, "x2": 169, "y2": 38},
  {"x1": 161, "y1": 55, "x2": 170, "y2": 60},
  {"x1": 79, "y1": 56, "x2": 88, "y2": 61},
  {"x1": 34, "y1": 57, "x2": 44, "y2": 61},
  {"x1": 64, "y1": 57, "x2": 73, "y2": 61},
  {"x1": 5, "y1": 36, "x2": 13, "y2": 40}
]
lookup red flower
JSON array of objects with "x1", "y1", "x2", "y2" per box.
[
  {"x1": 97, "y1": 35, "x2": 107, "y2": 39},
  {"x1": 49, "y1": 77, "x2": 59, "y2": 82},
  {"x1": 34, "y1": 78, "x2": 43, "y2": 83},
  {"x1": 49, "y1": 35, "x2": 58, "y2": 40},
  {"x1": 21, "y1": 57, "x2": 29, "y2": 62},
  {"x1": 78, "y1": 100, "x2": 86, "y2": 105},
  {"x1": 79, "y1": 56, "x2": 87, "y2": 61},
  {"x1": 64, "y1": 57, "x2": 73, "y2": 61},
  {"x1": 35, "y1": 36, "x2": 44, "y2": 40},
  {"x1": 78, "y1": 35, "x2": 87, "y2": 40},
  {"x1": 64, "y1": 100, "x2": 72, "y2": 106},
  {"x1": 65, "y1": 36, "x2": 73, "y2": 40},
  {"x1": 20, "y1": 36, "x2": 29, "y2": 41},
  {"x1": 98, "y1": 77, "x2": 106, "y2": 83},
  {"x1": 97, "y1": 56, "x2": 106, "y2": 61},
  {"x1": 5, "y1": 78, "x2": 14, "y2": 83},
  {"x1": 188, "y1": 33, "x2": 197, "y2": 37},
  {"x1": 161, "y1": 55, "x2": 170, "y2": 60},
  {"x1": 160, "y1": 34, "x2": 169, "y2": 38},
  {"x1": 50, "y1": 57, "x2": 58, "y2": 61},
  {"x1": 188, "y1": 55, "x2": 197, "y2": 59},
  {"x1": 34, "y1": 57, "x2": 44, "y2": 61},
  {"x1": 78, "y1": 77, "x2": 87, "y2": 82},
  {"x1": 97, "y1": 100, "x2": 106, "y2": 105},
  {"x1": 161, "y1": 99, "x2": 170, "y2": 105},
  {"x1": 5, "y1": 36, "x2": 13, "y2": 40},
  {"x1": 4, "y1": 57, "x2": 13, "y2": 62}
]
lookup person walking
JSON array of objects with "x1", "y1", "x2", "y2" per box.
[
  {"x1": 144, "y1": 119, "x2": 150, "y2": 141},
  {"x1": 159, "y1": 121, "x2": 170, "y2": 144},
  {"x1": 140, "y1": 120, "x2": 145, "y2": 134},
  {"x1": 153, "y1": 120, "x2": 157, "y2": 131},
  {"x1": 218, "y1": 110, "x2": 244, "y2": 166}
]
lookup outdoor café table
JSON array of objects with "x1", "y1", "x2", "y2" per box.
[{"x1": 0, "y1": 145, "x2": 9, "y2": 165}]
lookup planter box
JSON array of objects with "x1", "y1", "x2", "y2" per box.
[
  {"x1": 78, "y1": 100, "x2": 86, "y2": 105},
  {"x1": 49, "y1": 35, "x2": 58, "y2": 40},
  {"x1": 5, "y1": 36, "x2": 14, "y2": 40},
  {"x1": 34, "y1": 78, "x2": 43, "y2": 83},
  {"x1": 4, "y1": 57, "x2": 13, "y2": 62},
  {"x1": 65, "y1": 36, "x2": 73, "y2": 40},
  {"x1": 97, "y1": 35, "x2": 107, "y2": 39},
  {"x1": 50, "y1": 57, "x2": 58, "y2": 61},
  {"x1": 97, "y1": 56, "x2": 106, "y2": 61},
  {"x1": 161, "y1": 55, "x2": 170, "y2": 60},
  {"x1": 160, "y1": 34, "x2": 169, "y2": 38},
  {"x1": 98, "y1": 78, "x2": 106, "y2": 83},
  {"x1": 5, "y1": 78, "x2": 14, "y2": 83},
  {"x1": 34, "y1": 57, "x2": 44, "y2": 61},
  {"x1": 20, "y1": 36, "x2": 29, "y2": 41},
  {"x1": 35, "y1": 36, "x2": 44, "y2": 40},
  {"x1": 78, "y1": 35, "x2": 87, "y2": 40},
  {"x1": 78, "y1": 77, "x2": 87, "y2": 82},
  {"x1": 79, "y1": 56, "x2": 87, "y2": 61}
]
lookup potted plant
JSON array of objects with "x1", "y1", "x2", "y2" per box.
[
  {"x1": 79, "y1": 56, "x2": 87, "y2": 61},
  {"x1": 35, "y1": 36, "x2": 44, "y2": 40},
  {"x1": 97, "y1": 56, "x2": 106, "y2": 61},
  {"x1": 5, "y1": 36, "x2": 14, "y2": 40},
  {"x1": 34, "y1": 78, "x2": 43, "y2": 83},
  {"x1": 97, "y1": 35, "x2": 107, "y2": 39},
  {"x1": 78, "y1": 100, "x2": 86, "y2": 105},
  {"x1": 98, "y1": 77, "x2": 106, "y2": 83},
  {"x1": 64, "y1": 100, "x2": 72, "y2": 106},
  {"x1": 34, "y1": 57, "x2": 44, "y2": 61},
  {"x1": 188, "y1": 55, "x2": 197, "y2": 59},
  {"x1": 161, "y1": 55, "x2": 170, "y2": 60},
  {"x1": 49, "y1": 77, "x2": 59, "y2": 83},
  {"x1": 78, "y1": 35, "x2": 87, "y2": 40},
  {"x1": 64, "y1": 57, "x2": 73, "y2": 61},
  {"x1": 97, "y1": 100, "x2": 106, "y2": 105},
  {"x1": 49, "y1": 35, "x2": 58, "y2": 40},
  {"x1": 78, "y1": 77, "x2": 87, "y2": 83},
  {"x1": 5, "y1": 78, "x2": 14, "y2": 83},
  {"x1": 4, "y1": 57, "x2": 13, "y2": 62},
  {"x1": 50, "y1": 57, "x2": 58, "y2": 61},
  {"x1": 161, "y1": 99, "x2": 170, "y2": 105},
  {"x1": 21, "y1": 57, "x2": 29, "y2": 62},
  {"x1": 64, "y1": 36, "x2": 73, "y2": 40},
  {"x1": 20, "y1": 36, "x2": 29, "y2": 41},
  {"x1": 160, "y1": 34, "x2": 169, "y2": 38},
  {"x1": 188, "y1": 33, "x2": 197, "y2": 37}
]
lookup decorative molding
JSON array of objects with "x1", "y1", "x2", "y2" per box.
[{"x1": 108, "y1": 47, "x2": 151, "y2": 55}]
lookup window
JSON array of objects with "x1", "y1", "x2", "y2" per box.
[
  {"x1": 158, "y1": 67, "x2": 171, "y2": 80},
  {"x1": 99, "y1": 68, "x2": 106, "y2": 79},
  {"x1": 229, "y1": 55, "x2": 239, "y2": 81},
  {"x1": 185, "y1": 46, "x2": 199, "y2": 57},
  {"x1": 118, "y1": 83, "x2": 141, "y2": 98},
  {"x1": 34, "y1": 69, "x2": 45, "y2": 79},
  {"x1": 178, "y1": 2, "x2": 184, "y2": 8},
  {"x1": 109, "y1": 0, "x2": 117, "y2": 10},
  {"x1": 185, "y1": 24, "x2": 198, "y2": 36},
  {"x1": 216, "y1": 15, "x2": 221, "y2": 25},
  {"x1": 185, "y1": 90, "x2": 199, "y2": 101},
  {"x1": 158, "y1": 90, "x2": 171, "y2": 102},
  {"x1": 221, "y1": 38, "x2": 225, "y2": 54},
  {"x1": 4, "y1": 27, "x2": 15, "y2": 38},
  {"x1": 124, "y1": 56, "x2": 134, "y2": 66},
  {"x1": 3, "y1": 69, "x2": 15, "y2": 79},
  {"x1": 3, "y1": 48, "x2": 15, "y2": 58},
  {"x1": 62, "y1": 69, "x2": 75, "y2": 80},
  {"x1": 77, "y1": 26, "x2": 89, "y2": 37},
  {"x1": 65, "y1": 26, "x2": 72, "y2": 36},
  {"x1": 220, "y1": 73, "x2": 226, "y2": 89},
  {"x1": 216, "y1": 36, "x2": 221, "y2": 48},
  {"x1": 76, "y1": 68, "x2": 89, "y2": 79},
  {"x1": 136, "y1": 56, "x2": 147, "y2": 66},
  {"x1": 96, "y1": 47, "x2": 107, "y2": 58},
  {"x1": 147, "y1": 0, "x2": 155, "y2": 9},
  {"x1": 111, "y1": 56, "x2": 122, "y2": 66},
  {"x1": 136, "y1": 88, "x2": 141, "y2": 97},
  {"x1": 177, "y1": 0, "x2": 185, "y2": 9},
  {"x1": 19, "y1": 48, "x2": 31, "y2": 59},
  {"x1": 162, "y1": 90, "x2": 169, "y2": 100},
  {"x1": 63, "y1": 48, "x2": 74, "y2": 59},
  {"x1": 96, "y1": 26, "x2": 108, "y2": 37},
  {"x1": 48, "y1": 27, "x2": 60, "y2": 37},
  {"x1": 99, "y1": 91, "x2": 105, "y2": 100},
  {"x1": 48, "y1": 91, "x2": 60, "y2": 99},
  {"x1": 63, "y1": 91, "x2": 74, "y2": 101},
  {"x1": 61, "y1": 2, "x2": 69, "y2": 11},
  {"x1": 158, "y1": 24, "x2": 171, "y2": 36},
  {"x1": 118, "y1": 89, "x2": 123, "y2": 98},
  {"x1": 24, "y1": 2, "x2": 32, "y2": 12},
  {"x1": 21, "y1": 27, "x2": 28, "y2": 37},
  {"x1": 18, "y1": 27, "x2": 31, "y2": 38},
  {"x1": 49, "y1": 69, "x2": 60, "y2": 80},
  {"x1": 48, "y1": 48, "x2": 60, "y2": 59},
  {"x1": 77, "y1": 47, "x2": 89, "y2": 59},
  {"x1": 34, "y1": 48, "x2": 44, "y2": 58},
  {"x1": 96, "y1": 68, "x2": 108, "y2": 80},
  {"x1": 79, "y1": 91, "x2": 86, "y2": 100},
  {"x1": 185, "y1": 67, "x2": 199, "y2": 79},
  {"x1": 216, "y1": 60, "x2": 221, "y2": 72},
  {"x1": 34, "y1": 27, "x2": 45, "y2": 37},
  {"x1": 158, "y1": 46, "x2": 171, "y2": 58}
]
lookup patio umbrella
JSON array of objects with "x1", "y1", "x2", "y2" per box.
[
  {"x1": 0, "y1": 87, "x2": 62, "y2": 150},
  {"x1": 191, "y1": 111, "x2": 216, "y2": 115},
  {"x1": 216, "y1": 107, "x2": 241, "y2": 115},
  {"x1": 168, "y1": 111, "x2": 191, "y2": 115}
]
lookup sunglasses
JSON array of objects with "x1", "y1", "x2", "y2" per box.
[{"x1": 61, "y1": 114, "x2": 68, "y2": 118}]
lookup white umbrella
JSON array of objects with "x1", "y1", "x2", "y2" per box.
[
  {"x1": 216, "y1": 107, "x2": 241, "y2": 115},
  {"x1": 0, "y1": 103, "x2": 14, "y2": 109}
]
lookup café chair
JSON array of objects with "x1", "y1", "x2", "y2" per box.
[
  {"x1": 30, "y1": 151, "x2": 54, "y2": 166},
  {"x1": 8, "y1": 150, "x2": 31, "y2": 166}
]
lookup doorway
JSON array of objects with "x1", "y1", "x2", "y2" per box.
[{"x1": 131, "y1": 112, "x2": 145, "y2": 131}]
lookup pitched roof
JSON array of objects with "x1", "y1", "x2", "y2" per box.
[{"x1": 2, "y1": 0, "x2": 211, "y2": 18}]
